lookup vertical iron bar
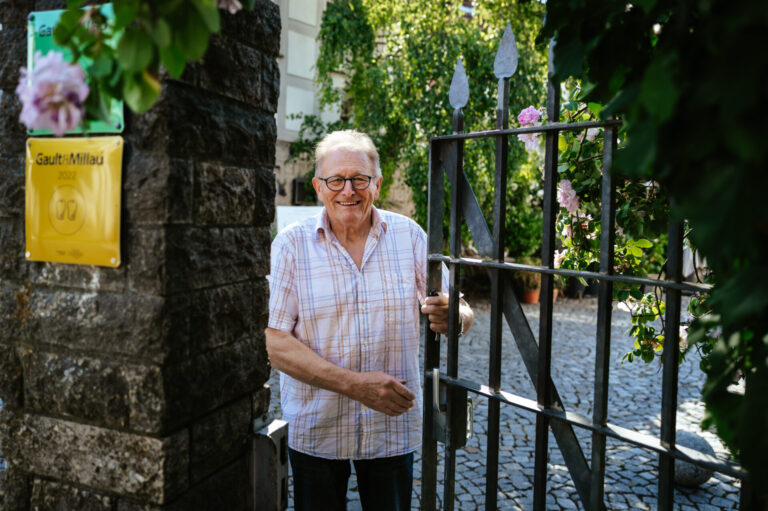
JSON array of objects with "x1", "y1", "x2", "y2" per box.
[
  {"x1": 590, "y1": 125, "x2": 617, "y2": 511},
  {"x1": 533, "y1": 41, "x2": 560, "y2": 511},
  {"x1": 422, "y1": 140, "x2": 445, "y2": 511},
  {"x1": 485, "y1": 76, "x2": 509, "y2": 511},
  {"x1": 658, "y1": 212, "x2": 683, "y2": 510},
  {"x1": 443, "y1": 109, "x2": 465, "y2": 511}
]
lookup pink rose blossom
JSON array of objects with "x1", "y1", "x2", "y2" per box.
[
  {"x1": 585, "y1": 127, "x2": 601, "y2": 142},
  {"x1": 517, "y1": 132, "x2": 540, "y2": 151},
  {"x1": 16, "y1": 51, "x2": 89, "y2": 136},
  {"x1": 557, "y1": 179, "x2": 580, "y2": 214},
  {"x1": 218, "y1": 0, "x2": 242, "y2": 14},
  {"x1": 561, "y1": 224, "x2": 572, "y2": 239},
  {"x1": 517, "y1": 105, "x2": 541, "y2": 126}
]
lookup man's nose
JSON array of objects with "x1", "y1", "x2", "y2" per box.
[{"x1": 340, "y1": 179, "x2": 356, "y2": 193}]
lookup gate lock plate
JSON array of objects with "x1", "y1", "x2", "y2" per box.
[{"x1": 432, "y1": 368, "x2": 474, "y2": 448}]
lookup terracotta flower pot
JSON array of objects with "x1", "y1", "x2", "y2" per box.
[{"x1": 521, "y1": 288, "x2": 540, "y2": 304}]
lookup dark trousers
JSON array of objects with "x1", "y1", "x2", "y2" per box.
[{"x1": 288, "y1": 448, "x2": 414, "y2": 511}]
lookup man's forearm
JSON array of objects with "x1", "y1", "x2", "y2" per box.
[
  {"x1": 265, "y1": 327, "x2": 416, "y2": 416},
  {"x1": 265, "y1": 327, "x2": 356, "y2": 396}
]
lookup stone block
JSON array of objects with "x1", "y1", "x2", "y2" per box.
[
  {"x1": 189, "y1": 397, "x2": 251, "y2": 483},
  {"x1": 0, "y1": 468, "x2": 30, "y2": 511},
  {"x1": 260, "y1": 53, "x2": 280, "y2": 113},
  {"x1": 181, "y1": 38, "x2": 272, "y2": 109},
  {"x1": 193, "y1": 162, "x2": 257, "y2": 226},
  {"x1": 0, "y1": 342, "x2": 22, "y2": 408},
  {"x1": 124, "y1": 227, "x2": 168, "y2": 295},
  {"x1": 3, "y1": 412, "x2": 189, "y2": 504},
  {"x1": 34, "y1": 0, "x2": 66, "y2": 11},
  {"x1": 164, "y1": 336, "x2": 270, "y2": 428},
  {"x1": 0, "y1": 1, "x2": 34, "y2": 29},
  {"x1": 0, "y1": 156, "x2": 25, "y2": 219},
  {"x1": 253, "y1": 167, "x2": 276, "y2": 227},
  {"x1": 19, "y1": 287, "x2": 187, "y2": 363},
  {"x1": 128, "y1": 83, "x2": 276, "y2": 169},
  {"x1": 0, "y1": 218, "x2": 26, "y2": 281},
  {"x1": 19, "y1": 348, "x2": 165, "y2": 432},
  {"x1": 27, "y1": 260, "x2": 127, "y2": 293},
  {"x1": 127, "y1": 226, "x2": 270, "y2": 295},
  {"x1": 188, "y1": 282, "x2": 256, "y2": 355},
  {"x1": 221, "y1": 0, "x2": 281, "y2": 56},
  {"x1": 0, "y1": 282, "x2": 29, "y2": 343},
  {"x1": 0, "y1": 28, "x2": 26, "y2": 90},
  {"x1": 30, "y1": 479, "x2": 115, "y2": 510},
  {"x1": 252, "y1": 384, "x2": 271, "y2": 419},
  {"x1": 0, "y1": 87, "x2": 26, "y2": 153},
  {"x1": 123, "y1": 154, "x2": 194, "y2": 226},
  {"x1": 117, "y1": 456, "x2": 249, "y2": 511}
]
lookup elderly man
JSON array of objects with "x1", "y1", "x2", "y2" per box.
[{"x1": 266, "y1": 130, "x2": 473, "y2": 510}]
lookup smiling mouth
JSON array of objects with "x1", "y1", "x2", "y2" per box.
[{"x1": 337, "y1": 201, "x2": 360, "y2": 206}]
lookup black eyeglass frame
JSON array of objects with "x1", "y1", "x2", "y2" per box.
[{"x1": 317, "y1": 175, "x2": 375, "y2": 191}]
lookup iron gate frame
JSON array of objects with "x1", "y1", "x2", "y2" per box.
[{"x1": 420, "y1": 26, "x2": 750, "y2": 511}]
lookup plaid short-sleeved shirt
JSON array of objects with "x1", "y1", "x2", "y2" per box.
[{"x1": 268, "y1": 207, "x2": 441, "y2": 460}]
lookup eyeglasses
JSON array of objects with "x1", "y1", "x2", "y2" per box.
[{"x1": 318, "y1": 175, "x2": 374, "y2": 191}]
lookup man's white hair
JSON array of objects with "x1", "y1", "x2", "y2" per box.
[{"x1": 314, "y1": 130, "x2": 381, "y2": 177}]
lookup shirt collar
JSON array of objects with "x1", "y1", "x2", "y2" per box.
[{"x1": 315, "y1": 206, "x2": 388, "y2": 241}]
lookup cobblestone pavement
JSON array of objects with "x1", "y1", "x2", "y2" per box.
[{"x1": 267, "y1": 297, "x2": 741, "y2": 510}]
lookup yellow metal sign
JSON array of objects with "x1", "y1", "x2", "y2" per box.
[{"x1": 25, "y1": 137, "x2": 123, "y2": 267}]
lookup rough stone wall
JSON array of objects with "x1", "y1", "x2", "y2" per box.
[{"x1": 0, "y1": 0, "x2": 279, "y2": 509}]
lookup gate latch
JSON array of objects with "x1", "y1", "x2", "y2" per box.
[{"x1": 432, "y1": 368, "x2": 473, "y2": 448}]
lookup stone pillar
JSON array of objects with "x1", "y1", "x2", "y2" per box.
[{"x1": 0, "y1": 0, "x2": 280, "y2": 509}]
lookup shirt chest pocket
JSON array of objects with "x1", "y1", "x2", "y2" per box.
[{"x1": 366, "y1": 270, "x2": 416, "y2": 326}]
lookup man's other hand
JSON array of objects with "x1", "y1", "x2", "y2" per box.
[
  {"x1": 421, "y1": 293, "x2": 474, "y2": 335},
  {"x1": 350, "y1": 372, "x2": 416, "y2": 417},
  {"x1": 421, "y1": 293, "x2": 450, "y2": 334}
]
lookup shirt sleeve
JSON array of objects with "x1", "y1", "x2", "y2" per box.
[
  {"x1": 267, "y1": 231, "x2": 299, "y2": 333},
  {"x1": 413, "y1": 222, "x2": 451, "y2": 304}
]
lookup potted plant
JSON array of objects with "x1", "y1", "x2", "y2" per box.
[{"x1": 511, "y1": 256, "x2": 541, "y2": 304}]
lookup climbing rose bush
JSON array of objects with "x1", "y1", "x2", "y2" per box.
[
  {"x1": 556, "y1": 179, "x2": 580, "y2": 214},
  {"x1": 16, "y1": 51, "x2": 89, "y2": 136},
  {"x1": 517, "y1": 105, "x2": 542, "y2": 151}
]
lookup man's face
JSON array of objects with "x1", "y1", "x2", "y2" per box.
[{"x1": 312, "y1": 150, "x2": 382, "y2": 233}]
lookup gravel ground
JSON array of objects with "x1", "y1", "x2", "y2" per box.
[{"x1": 267, "y1": 296, "x2": 741, "y2": 510}]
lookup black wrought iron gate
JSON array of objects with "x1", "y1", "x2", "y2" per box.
[{"x1": 421, "y1": 25, "x2": 750, "y2": 511}]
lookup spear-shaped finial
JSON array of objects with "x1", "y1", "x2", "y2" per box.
[
  {"x1": 493, "y1": 24, "x2": 518, "y2": 79},
  {"x1": 449, "y1": 57, "x2": 469, "y2": 110}
]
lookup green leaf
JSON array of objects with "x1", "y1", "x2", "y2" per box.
[
  {"x1": 638, "y1": 56, "x2": 679, "y2": 123},
  {"x1": 59, "y1": 8, "x2": 84, "y2": 30},
  {"x1": 113, "y1": 0, "x2": 140, "y2": 31},
  {"x1": 155, "y1": 0, "x2": 184, "y2": 16},
  {"x1": 117, "y1": 26, "x2": 155, "y2": 72},
  {"x1": 122, "y1": 71, "x2": 160, "y2": 113},
  {"x1": 174, "y1": 8, "x2": 210, "y2": 61},
  {"x1": 67, "y1": 0, "x2": 85, "y2": 9},
  {"x1": 160, "y1": 44, "x2": 187, "y2": 78},
  {"x1": 192, "y1": 0, "x2": 220, "y2": 33},
  {"x1": 150, "y1": 18, "x2": 172, "y2": 48},
  {"x1": 634, "y1": 238, "x2": 653, "y2": 248},
  {"x1": 84, "y1": 83, "x2": 112, "y2": 123},
  {"x1": 587, "y1": 102, "x2": 602, "y2": 117},
  {"x1": 88, "y1": 54, "x2": 113, "y2": 78}
]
